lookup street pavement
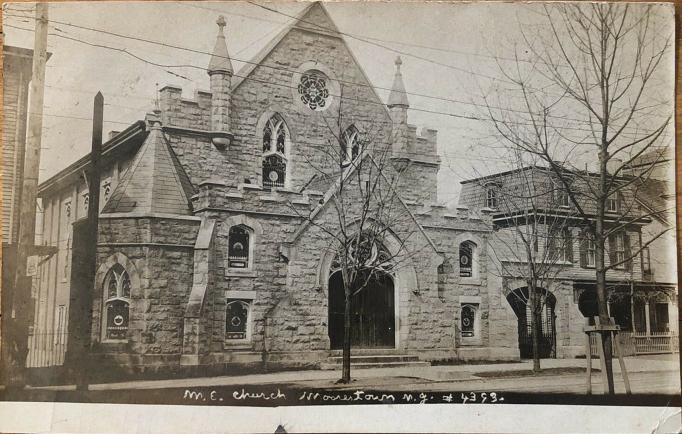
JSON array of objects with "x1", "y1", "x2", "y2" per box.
[{"x1": 25, "y1": 354, "x2": 679, "y2": 395}]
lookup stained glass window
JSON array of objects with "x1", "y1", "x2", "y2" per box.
[
  {"x1": 459, "y1": 242, "x2": 474, "y2": 277},
  {"x1": 263, "y1": 155, "x2": 286, "y2": 189},
  {"x1": 297, "y1": 70, "x2": 330, "y2": 111},
  {"x1": 461, "y1": 304, "x2": 476, "y2": 337},
  {"x1": 262, "y1": 114, "x2": 288, "y2": 189},
  {"x1": 276, "y1": 123, "x2": 286, "y2": 154},
  {"x1": 262, "y1": 123, "x2": 272, "y2": 152},
  {"x1": 226, "y1": 300, "x2": 250, "y2": 340},
  {"x1": 228, "y1": 225, "x2": 250, "y2": 269},
  {"x1": 103, "y1": 263, "x2": 131, "y2": 341}
]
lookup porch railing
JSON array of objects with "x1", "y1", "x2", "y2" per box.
[
  {"x1": 590, "y1": 331, "x2": 679, "y2": 357},
  {"x1": 26, "y1": 330, "x2": 68, "y2": 367}
]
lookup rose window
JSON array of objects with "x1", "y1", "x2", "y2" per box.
[{"x1": 297, "y1": 70, "x2": 330, "y2": 110}]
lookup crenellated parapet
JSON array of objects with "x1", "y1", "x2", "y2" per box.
[
  {"x1": 190, "y1": 179, "x2": 324, "y2": 218},
  {"x1": 408, "y1": 201, "x2": 493, "y2": 232},
  {"x1": 407, "y1": 126, "x2": 440, "y2": 165},
  {"x1": 158, "y1": 85, "x2": 212, "y2": 131}
]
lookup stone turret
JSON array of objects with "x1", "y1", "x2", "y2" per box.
[
  {"x1": 207, "y1": 15, "x2": 233, "y2": 148},
  {"x1": 387, "y1": 56, "x2": 410, "y2": 171}
]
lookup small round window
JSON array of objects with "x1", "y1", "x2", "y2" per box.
[{"x1": 297, "y1": 70, "x2": 330, "y2": 111}]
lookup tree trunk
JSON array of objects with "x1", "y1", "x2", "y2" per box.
[
  {"x1": 596, "y1": 216, "x2": 614, "y2": 392},
  {"x1": 530, "y1": 280, "x2": 541, "y2": 373},
  {"x1": 341, "y1": 283, "x2": 352, "y2": 383}
]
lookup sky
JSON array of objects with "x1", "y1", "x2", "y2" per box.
[{"x1": 3, "y1": 1, "x2": 675, "y2": 205}]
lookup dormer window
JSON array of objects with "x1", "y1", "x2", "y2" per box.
[
  {"x1": 485, "y1": 187, "x2": 498, "y2": 209},
  {"x1": 607, "y1": 192, "x2": 620, "y2": 213},
  {"x1": 553, "y1": 181, "x2": 570, "y2": 207},
  {"x1": 262, "y1": 114, "x2": 289, "y2": 189}
]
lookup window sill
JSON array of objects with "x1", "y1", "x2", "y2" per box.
[
  {"x1": 224, "y1": 341, "x2": 252, "y2": 350},
  {"x1": 460, "y1": 338, "x2": 482, "y2": 346},
  {"x1": 226, "y1": 269, "x2": 257, "y2": 278},
  {"x1": 459, "y1": 277, "x2": 482, "y2": 286}
]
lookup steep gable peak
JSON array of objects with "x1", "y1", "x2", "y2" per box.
[{"x1": 292, "y1": 2, "x2": 341, "y2": 36}]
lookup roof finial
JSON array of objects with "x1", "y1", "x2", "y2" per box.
[
  {"x1": 208, "y1": 15, "x2": 233, "y2": 75},
  {"x1": 387, "y1": 56, "x2": 409, "y2": 108}
]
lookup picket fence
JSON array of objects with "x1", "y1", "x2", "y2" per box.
[{"x1": 590, "y1": 331, "x2": 679, "y2": 357}]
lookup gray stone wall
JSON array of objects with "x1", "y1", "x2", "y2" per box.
[{"x1": 93, "y1": 216, "x2": 199, "y2": 364}]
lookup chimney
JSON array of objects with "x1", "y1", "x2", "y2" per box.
[
  {"x1": 606, "y1": 157, "x2": 623, "y2": 175},
  {"x1": 207, "y1": 15, "x2": 233, "y2": 148}
]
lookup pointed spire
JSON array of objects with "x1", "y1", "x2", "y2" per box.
[
  {"x1": 387, "y1": 56, "x2": 409, "y2": 108},
  {"x1": 102, "y1": 114, "x2": 194, "y2": 215},
  {"x1": 208, "y1": 15, "x2": 233, "y2": 75}
]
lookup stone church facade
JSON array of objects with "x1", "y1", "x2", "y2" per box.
[{"x1": 35, "y1": 3, "x2": 533, "y2": 372}]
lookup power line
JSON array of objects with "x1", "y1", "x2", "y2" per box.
[
  {"x1": 4, "y1": 11, "x2": 671, "y2": 135},
  {"x1": 6, "y1": 19, "x2": 669, "y2": 138}
]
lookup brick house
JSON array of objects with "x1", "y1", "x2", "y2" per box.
[
  {"x1": 33, "y1": 3, "x2": 529, "y2": 373},
  {"x1": 459, "y1": 166, "x2": 678, "y2": 358}
]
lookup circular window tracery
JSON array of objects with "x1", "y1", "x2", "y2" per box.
[{"x1": 297, "y1": 70, "x2": 330, "y2": 111}]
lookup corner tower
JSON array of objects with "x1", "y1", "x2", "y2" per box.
[{"x1": 208, "y1": 15, "x2": 234, "y2": 148}]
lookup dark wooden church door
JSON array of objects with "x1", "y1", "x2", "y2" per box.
[{"x1": 328, "y1": 271, "x2": 395, "y2": 349}]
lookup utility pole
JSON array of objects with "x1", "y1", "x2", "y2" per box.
[{"x1": 4, "y1": 2, "x2": 49, "y2": 388}]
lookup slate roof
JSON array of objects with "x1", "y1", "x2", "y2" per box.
[
  {"x1": 102, "y1": 120, "x2": 194, "y2": 215},
  {"x1": 634, "y1": 178, "x2": 673, "y2": 224}
]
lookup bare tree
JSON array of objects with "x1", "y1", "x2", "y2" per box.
[
  {"x1": 284, "y1": 84, "x2": 430, "y2": 383},
  {"x1": 480, "y1": 3, "x2": 673, "y2": 393}
]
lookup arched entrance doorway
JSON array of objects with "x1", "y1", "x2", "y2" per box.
[
  {"x1": 506, "y1": 287, "x2": 557, "y2": 359},
  {"x1": 328, "y1": 270, "x2": 395, "y2": 349}
]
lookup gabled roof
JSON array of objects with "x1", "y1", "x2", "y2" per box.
[
  {"x1": 231, "y1": 2, "x2": 391, "y2": 120},
  {"x1": 634, "y1": 178, "x2": 674, "y2": 225},
  {"x1": 287, "y1": 152, "x2": 440, "y2": 255},
  {"x1": 102, "y1": 118, "x2": 194, "y2": 215}
]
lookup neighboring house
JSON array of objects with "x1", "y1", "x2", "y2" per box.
[
  {"x1": 2, "y1": 46, "x2": 54, "y2": 365},
  {"x1": 34, "y1": 3, "x2": 530, "y2": 373},
  {"x1": 2, "y1": 46, "x2": 35, "y2": 245},
  {"x1": 459, "y1": 165, "x2": 678, "y2": 358}
]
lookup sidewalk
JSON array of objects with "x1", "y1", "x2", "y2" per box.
[{"x1": 27, "y1": 354, "x2": 679, "y2": 392}]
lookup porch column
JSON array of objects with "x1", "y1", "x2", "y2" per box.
[
  {"x1": 644, "y1": 300, "x2": 651, "y2": 335},
  {"x1": 606, "y1": 300, "x2": 611, "y2": 318},
  {"x1": 630, "y1": 294, "x2": 635, "y2": 332}
]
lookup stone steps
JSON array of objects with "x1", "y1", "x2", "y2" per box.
[{"x1": 320, "y1": 353, "x2": 430, "y2": 370}]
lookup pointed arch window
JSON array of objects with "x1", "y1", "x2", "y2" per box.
[
  {"x1": 228, "y1": 225, "x2": 253, "y2": 270},
  {"x1": 262, "y1": 114, "x2": 289, "y2": 189},
  {"x1": 341, "y1": 126, "x2": 362, "y2": 166},
  {"x1": 102, "y1": 263, "x2": 131, "y2": 341},
  {"x1": 226, "y1": 299, "x2": 252, "y2": 341},
  {"x1": 459, "y1": 241, "x2": 479, "y2": 278}
]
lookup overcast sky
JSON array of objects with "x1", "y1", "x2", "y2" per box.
[{"x1": 3, "y1": 2, "x2": 675, "y2": 205}]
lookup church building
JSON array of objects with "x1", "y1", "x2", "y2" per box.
[{"x1": 34, "y1": 3, "x2": 542, "y2": 372}]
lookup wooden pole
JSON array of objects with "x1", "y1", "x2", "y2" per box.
[
  {"x1": 585, "y1": 331, "x2": 592, "y2": 394},
  {"x1": 4, "y1": 3, "x2": 49, "y2": 389},
  {"x1": 74, "y1": 92, "x2": 103, "y2": 390}
]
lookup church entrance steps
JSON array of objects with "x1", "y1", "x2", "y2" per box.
[{"x1": 320, "y1": 353, "x2": 431, "y2": 370}]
